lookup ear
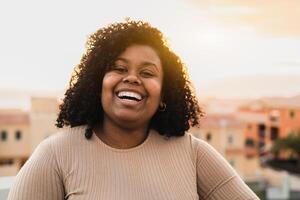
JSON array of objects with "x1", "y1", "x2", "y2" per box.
[{"x1": 158, "y1": 102, "x2": 166, "y2": 112}]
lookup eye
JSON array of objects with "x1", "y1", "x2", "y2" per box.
[
  {"x1": 140, "y1": 70, "x2": 155, "y2": 77},
  {"x1": 111, "y1": 65, "x2": 127, "y2": 73}
]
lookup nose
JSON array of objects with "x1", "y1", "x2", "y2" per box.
[{"x1": 122, "y1": 74, "x2": 141, "y2": 85}]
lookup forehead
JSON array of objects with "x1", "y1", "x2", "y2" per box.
[{"x1": 116, "y1": 45, "x2": 162, "y2": 66}]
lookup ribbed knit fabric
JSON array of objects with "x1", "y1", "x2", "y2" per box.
[{"x1": 8, "y1": 125, "x2": 259, "y2": 200}]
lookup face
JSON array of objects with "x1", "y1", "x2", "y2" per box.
[{"x1": 101, "y1": 44, "x2": 163, "y2": 128}]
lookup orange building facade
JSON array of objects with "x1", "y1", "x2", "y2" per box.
[{"x1": 238, "y1": 100, "x2": 300, "y2": 157}]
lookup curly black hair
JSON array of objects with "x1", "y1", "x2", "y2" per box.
[{"x1": 56, "y1": 20, "x2": 203, "y2": 139}]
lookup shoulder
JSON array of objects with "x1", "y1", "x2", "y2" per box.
[
  {"x1": 149, "y1": 132, "x2": 224, "y2": 171},
  {"x1": 150, "y1": 130, "x2": 209, "y2": 149},
  {"x1": 31, "y1": 125, "x2": 88, "y2": 163},
  {"x1": 150, "y1": 130, "x2": 208, "y2": 159},
  {"x1": 150, "y1": 130, "x2": 194, "y2": 147},
  {"x1": 190, "y1": 134, "x2": 237, "y2": 179},
  {"x1": 187, "y1": 133, "x2": 230, "y2": 167},
  {"x1": 189, "y1": 134, "x2": 214, "y2": 155},
  {"x1": 43, "y1": 125, "x2": 87, "y2": 148},
  {"x1": 28, "y1": 125, "x2": 89, "y2": 170},
  {"x1": 13, "y1": 126, "x2": 87, "y2": 180}
]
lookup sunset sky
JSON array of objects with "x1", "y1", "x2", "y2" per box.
[{"x1": 1, "y1": 0, "x2": 300, "y2": 104}]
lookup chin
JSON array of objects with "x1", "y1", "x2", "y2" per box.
[
  {"x1": 117, "y1": 114, "x2": 142, "y2": 122},
  {"x1": 115, "y1": 112, "x2": 150, "y2": 126}
]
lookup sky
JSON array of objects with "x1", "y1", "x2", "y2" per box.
[{"x1": 1, "y1": 0, "x2": 300, "y2": 105}]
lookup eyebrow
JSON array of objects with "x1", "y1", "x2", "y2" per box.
[{"x1": 115, "y1": 57, "x2": 159, "y2": 71}]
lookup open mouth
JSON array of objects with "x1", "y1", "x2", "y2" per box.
[{"x1": 116, "y1": 91, "x2": 143, "y2": 102}]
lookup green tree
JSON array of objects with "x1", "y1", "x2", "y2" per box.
[{"x1": 271, "y1": 131, "x2": 300, "y2": 168}]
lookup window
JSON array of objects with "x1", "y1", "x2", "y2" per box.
[
  {"x1": 258, "y1": 124, "x2": 266, "y2": 138},
  {"x1": 270, "y1": 116, "x2": 278, "y2": 122},
  {"x1": 15, "y1": 130, "x2": 22, "y2": 140},
  {"x1": 247, "y1": 124, "x2": 252, "y2": 130},
  {"x1": 1, "y1": 130, "x2": 7, "y2": 141},
  {"x1": 290, "y1": 110, "x2": 295, "y2": 119},
  {"x1": 270, "y1": 127, "x2": 279, "y2": 141},
  {"x1": 270, "y1": 110, "x2": 280, "y2": 122},
  {"x1": 245, "y1": 138, "x2": 255, "y2": 147},
  {"x1": 0, "y1": 159, "x2": 14, "y2": 166},
  {"x1": 258, "y1": 141, "x2": 265, "y2": 149},
  {"x1": 206, "y1": 132, "x2": 212, "y2": 142},
  {"x1": 228, "y1": 135, "x2": 234, "y2": 144}
]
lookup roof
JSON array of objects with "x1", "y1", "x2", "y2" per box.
[
  {"x1": 200, "y1": 114, "x2": 245, "y2": 128},
  {"x1": 0, "y1": 109, "x2": 29, "y2": 125},
  {"x1": 240, "y1": 96, "x2": 300, "y2": 110}
]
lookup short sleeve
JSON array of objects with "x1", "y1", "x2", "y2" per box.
[
  {"x1": 7, "y1": 137, "x2": 65, "y2": 200},
  {"x1": 191, "y1": 136, "x2": 259, "y2": 200}
]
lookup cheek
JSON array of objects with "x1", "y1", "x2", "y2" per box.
[
  {"x1": 101, "y1": 74, "x2": 116, "y2": 103},
  {"x1": 102, "y1": 76, "x2": 109, "y2": 91},
  {"x1": 102, "y1": 73, "x2": 118, "y2": 92},
  {"x1": 147, "y1": 79, "x2": 163, "y2": 102}
]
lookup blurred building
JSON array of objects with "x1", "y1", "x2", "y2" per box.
[
  {"x1": 0, "y1": 97, "x2": 58, "y2": 176},
  {"x1": 190, "y1": 114, "x2": 262, "y2": 179},
  {"x1": 191, "y1": 95, "x2": 300, "y2": 182},
  {"x1": 238, "y1": 98, "x2": 300, "y2": 158}
]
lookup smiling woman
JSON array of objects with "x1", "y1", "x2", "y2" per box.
[
  {"x1": 8, "y1": 20, "x2": 258, "y2": 200},
  {"x1": 101, "y1": 45, "x2": 163, "y2": 133}
]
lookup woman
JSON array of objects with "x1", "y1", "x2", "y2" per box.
[{"x1": 8, "y1": 20, "x2": 258, "y2": 199}]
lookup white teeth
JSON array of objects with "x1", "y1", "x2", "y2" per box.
[{"x1": 117, "y1": 91, "x2": 142, "y2": 101}]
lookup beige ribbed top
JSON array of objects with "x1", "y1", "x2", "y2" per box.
[{"x1": 8, "y1": 126, "x2": 258, "y2": 200}]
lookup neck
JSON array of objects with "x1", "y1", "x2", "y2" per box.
[{"x1": 94, "y1": 118, "x2": 150, "y2": 149}]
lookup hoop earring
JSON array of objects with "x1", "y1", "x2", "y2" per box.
[{"x1": 159, "y1": 102, "x2": 166, "y2": 112}]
